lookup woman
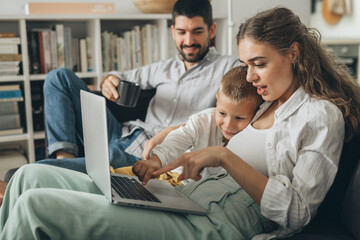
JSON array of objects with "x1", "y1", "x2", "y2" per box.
[{"x1": 1, "y1": 7, "x2": 360, "y2": 240}]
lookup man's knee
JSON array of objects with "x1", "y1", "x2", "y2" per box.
[{"x1": 43, "y1": 68, "x2": 77, "y2": 92}]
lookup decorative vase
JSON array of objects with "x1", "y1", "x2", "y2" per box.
[{"x1": 133, "y1": 0, "x2": 177, "y2": 13}]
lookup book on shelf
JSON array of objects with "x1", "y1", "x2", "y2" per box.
[
  {"x1": 32, "y1": 29, "x2": 52, "y2": 73},
  {"x1": 0, "y1": 84, "x2": 21, "y2": 91},
  {"x1": 36, "y1": 30, "x2": 45, "y2": 73},
  {"x1": 0, "y1": 68, "x2": 20, "y2": 75},
  {"x1": 152, "y1": 25, "x2": 160, "y2": 63},
  {"x1": 0, "y1": 44, "x2": 19, "y2": 54},
  {"x1": 0, "y1": 54, "x2": 22, "y2": 62},
  {"x1": 64, "y1": 27, "x2": 73, "y2": 70},
  {"x1": 0, "y1": 128, "x2": 23, "y2": 136},
  {"x1": 101, "y1": 31, "x2": 109, "y2": 72},
  {"x1": 0, "y1": 102, "x2": 19, "y2": 115},
  {"x1": 0, "y1": 84, "x2": 24, "y2": 102},
  {"x1": 55, "y1": 24, "x2": 65, "y2": 68},
  {"x1": 50, "y1": 30, "x2": 58, "y2": 71},
  {"x1": 124, "y1": 31, "x2": 132, "y2": 71},
  {"x1": 0, "y1": 61, "x2": 20, "y2": 71},
  {"x1": 80, "y1": 38, "x2": 88, "y2": 73},
  {"x1": 0, "y1": 90, "x2": 23, "y2": 102},
  {"x1": 0, "y1": 38, "x2": 20, "y2": 45},
  {"x1": 25, "y1": 2, "x2": 115, "y2": 15},
  {"x1": 72, "y1": 38, "x2": 80, "y2": 72},
  {"x1": 0, "y1": 113, "x2": 21, "y2": 130},
  {"x1": 0, "y1": 33, "x2": 16, "y2": 38},
  {"x1": 111, "y1": 33, "x2": 117, "y2": 71},
  {"x1": 28, "y1": 31, "x2": 40, "y2": 74},
  {"x1": 86, "y1": 37, "x2": 92, "y2": 72},
  {"x1": 116, "y1": 37, "x2": 126, "y2": 71},
  {"x1": 132, "y1": 25, "x2": 142, "y2": 69}
]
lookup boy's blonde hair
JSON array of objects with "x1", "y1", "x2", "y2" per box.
[{"x1": 218, "y1": 66, "x2": 260, "y2": 104}]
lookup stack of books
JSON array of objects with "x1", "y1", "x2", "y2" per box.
[
  {"x1": 0, "y1": 33, "x2": 22, "y2": 76},
  {"x1": 0, "y1": 84, "x2": 24, "y2": 136},
  {"x1": 28, "y1": 24, "x2": 92, "y2": 74},
  {"x1": 101, "y1": 23, "x2": 160, "y2": 72}
]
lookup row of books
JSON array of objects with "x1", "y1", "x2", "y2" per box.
[
  {"x1": 0, "y1": 84, "x2": 24, "y2": 136},
  {"x1": 102, "y1": 23, "x2": 160, "y2": 72},
  {"x1": 28, "y1": 24, "x2": 92, "y2": 74},
  {"x1": 0, "y1": 34, "x2": 22, "y2": 76}
]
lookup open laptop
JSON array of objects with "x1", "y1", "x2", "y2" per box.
[{"x1": 80, "y1": 90, "x2": 207, "y2": 215}]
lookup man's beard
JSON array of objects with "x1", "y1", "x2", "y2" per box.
[{"x1": 177, "y1": 40, "x2": 210, "y2": 63}]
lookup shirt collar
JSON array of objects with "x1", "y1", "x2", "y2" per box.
[
  {"x1": 251, "y1": 87, "x2": 309, "y2": 123},
  {"x1": 275, "y1": 86, "x2": 309, "y2": 120}
]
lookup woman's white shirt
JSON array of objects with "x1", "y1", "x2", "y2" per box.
[
  {"x1": 227, "y1": 87, "x2": 345, "y2": 238},
  {"x1": 227, "y1": 124, "x2": 269, "y2": 177}
]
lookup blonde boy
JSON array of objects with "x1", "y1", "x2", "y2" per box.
[{"x1": 131, "y1": 66, "x2": 263, "y2": 184}]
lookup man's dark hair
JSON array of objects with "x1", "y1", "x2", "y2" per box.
[{"x1": 172, "y1": 0, "x2": 213, "y2": 28}]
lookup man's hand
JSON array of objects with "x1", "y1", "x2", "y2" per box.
[
  {"x1": 132, "y1": 155, "x2": 162, "y2": 185},
  {"x1": 101, "y1": 74, "x2": 120, "y2": 102}
]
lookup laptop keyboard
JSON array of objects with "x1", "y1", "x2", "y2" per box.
[{"x1": 111, "y1": 175, "x2": 161, "y2": 203}]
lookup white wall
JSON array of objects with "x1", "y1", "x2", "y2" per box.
[
  {"x1": 310, "y1": 0, "x2": 360, "y2": 40},
  {"x1": 229, "y1": 0, "x2": 311, "y2": 55},
  {"x1": 0, "y1": 0, "x2": 229, "y2": 16},
  {"x1": 0, "y1": 0, "x2": 140, "y2": 15}
]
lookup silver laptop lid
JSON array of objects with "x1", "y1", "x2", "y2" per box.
[{"x1": 80, "y1": 90, "x2": 112, "y2": 201}]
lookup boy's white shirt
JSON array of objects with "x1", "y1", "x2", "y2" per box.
[{"x1": 151, "y1": 108, "x2": 225, "y2": 184}]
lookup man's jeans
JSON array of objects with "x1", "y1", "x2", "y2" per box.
[{"x1": 38, "y1": 68, "x2": 141, "y2": 173}]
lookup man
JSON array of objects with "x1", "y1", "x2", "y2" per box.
[{"x1": 37, "y1": 0, "x2": 239, "y2": 173}]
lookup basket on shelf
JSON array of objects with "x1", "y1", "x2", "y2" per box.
[{"x1": 133, "y1": 0, "x2": 177, "y2": 13}]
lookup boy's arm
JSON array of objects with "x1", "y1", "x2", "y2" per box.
[
  {"x1": 132, "y1": 155, "x2": 162, "y2": 185},
  {"x1": 142, "y1": 124, "x2": 185, "y2": 160}
]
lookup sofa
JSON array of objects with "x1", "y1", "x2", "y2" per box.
[
  {"x1": 5, "y1": 89, "x2": 360, "y2": 239},
  {"x1": 105, "y1": 89, "x2": 360, "y2": 240}
]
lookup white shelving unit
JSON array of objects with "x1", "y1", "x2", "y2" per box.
[{"x1": 0, "y1": 14, "x2": 229, "y2": 163}]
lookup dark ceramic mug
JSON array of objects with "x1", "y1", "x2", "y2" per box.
[{"x1": 116, "y1": 80, "x2": 141, "y2": 108}]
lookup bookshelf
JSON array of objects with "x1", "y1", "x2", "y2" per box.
[{"x1": 0, "y1": 14, "x2": 229, "y2": 164}]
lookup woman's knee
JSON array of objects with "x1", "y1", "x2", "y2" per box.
[{"x1": 12, "y1": 164, "x2": 54, "y2": 185}]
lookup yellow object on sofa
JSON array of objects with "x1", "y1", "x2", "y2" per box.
[{"x1": 110, "y1": 166, "x2": 183, "y2": 186}]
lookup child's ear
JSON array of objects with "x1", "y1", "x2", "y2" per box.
[{"x1": 216, "y1": 93, "x2": 218, "y2": 100}]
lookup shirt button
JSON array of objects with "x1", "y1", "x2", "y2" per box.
[
  {"x1": 173, "y1": 98, "x2": 177, "y2": 103},
  {"x1": 272, "y1": 172, "x2": 276, "y2": 176},
  {"x1": 179, "y1": 80, "x2": 183, "y2": 84},
  {"x1": 166, "y1": 119, "x2": 170, "y2": 123},
  {"x1": 267, "y1": 143, "x2": 271, "y2": 147}
]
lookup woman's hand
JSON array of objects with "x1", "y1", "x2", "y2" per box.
[
  {"x1": 154, "y1": 146, "x2": 227, "y2": 181},
  {"x1": 142, "y1": 125, "x2": 185, "y2": 160},
  {"x1": 132, "y1": 155, "x2": 162, "y2": 185},
  {"x1": 101, "y1": 74, "x2": 120, "y2": 102}
]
